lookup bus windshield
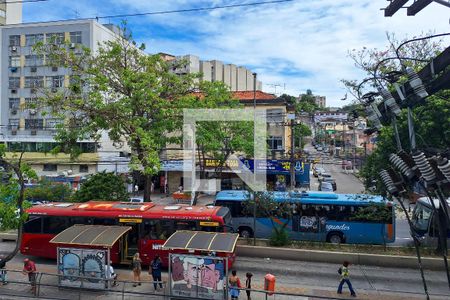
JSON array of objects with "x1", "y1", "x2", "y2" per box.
[{"x1": 412, "y1": 202, "x2": 432, "y2": 231}]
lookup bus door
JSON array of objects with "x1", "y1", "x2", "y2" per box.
[{"x1": 119, "y1": 218, "x2": 142, "y2": 263}]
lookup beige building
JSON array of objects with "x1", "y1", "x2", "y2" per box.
[{"x1": 0, "y1": 0, "x2": 22, "y2": 26}]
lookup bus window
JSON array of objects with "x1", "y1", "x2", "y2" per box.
[
  {"x1": 175, "y1": 221, "x2": 197, "y2": 231},
  {"x1": 93, "y1": 218, "x2": 117, "y2": 225},
  {"x1": 43, "y1": 216, "x2": 68, "y2": 234},
  {"x1": 151, "y1": 220, "x2": 174, "y2": 240},
  {"x1": 142, "y1": 220, "x2": 159, "y2": 239},
  {"x1": 23, "y1": 216, "x2": 42, "y2": 233},
  {"x1": 412, "y1": 204, "x2": 432, "y2": 231},
  {"x1": 216, "y1": 200, "x2": 244, "y2": 217},
  {"x1": 68, "y1": 217, "x2": 92, "y2": 227}
]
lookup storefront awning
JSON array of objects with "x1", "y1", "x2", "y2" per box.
[
  {"x1": 50, "y1": 225, "x2": 131, "y2": 247},
  {"x1": 163, "y1": 231, "x2": 239, "y2": 253}
]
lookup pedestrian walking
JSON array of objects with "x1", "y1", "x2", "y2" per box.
[
  {"x1": 0, "y1": 258, "x2": 7, "y2": 285},
  {"x1": 228, "y1": 270, "x2": 241, "y2": 300},
  {"x1": 337, "y1": 261, "x2": 356, "y2": 297},
  {"x1": 22, "y1": 258, "x2": 37, "y2": 295},
  {"x1": 245, "y1": 272, "x2": 253, "y2": 300},
  {"x1": 150, "y1": 255, "x2": 163, "y2": 291},
  {"x1": 105, "y1": 260, "x2": 117, "y2": 287},
  {"x1": 132, "y1": 253, "x2": 142, "y2": 287}
]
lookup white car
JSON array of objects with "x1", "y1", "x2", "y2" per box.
[{"x1": 129, "y1": 197, "x2": 143, "y2": 203}]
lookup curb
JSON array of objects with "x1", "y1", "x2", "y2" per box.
[{"x1": 236, "y1": 245, "x2": 445, "y2": 270}]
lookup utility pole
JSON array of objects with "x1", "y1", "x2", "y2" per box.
[
  {"x1": 290, "y1": 118, "x2": 295, "y2": 190},
  {"x1": 252, "y1": 72, "x2": 257, "y2": 246},
  {"x1": 353, "y1": 120, "x2": 356, "y2": 172}
]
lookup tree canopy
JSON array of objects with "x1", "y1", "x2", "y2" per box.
[
  {"x1": 342, "y1": 33, "x2": 449, "y2": 193},
  {"x1": 72, "y1": 171, "x2": 129, "y2": 202},
  {"x1": 35, "y1": 27, "x2": 238, "y2": 201}
]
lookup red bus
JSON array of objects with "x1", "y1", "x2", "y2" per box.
[{"x1": 21, "y1": 201, "x2": 234, "y2": 267}]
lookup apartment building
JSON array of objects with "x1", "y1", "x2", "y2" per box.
[
  {"x1": 163, "y1": 53, "x2": 262, "y2": 91},
  {"x1": 0, "y1": 20, "x2": 130, "y2": 177}
]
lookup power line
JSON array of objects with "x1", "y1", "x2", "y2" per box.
[
  {"x1": 94, "y1": 0, "x2": 295, "y2": 20},
  {"x1": 0, "y1": 0, "x2": 49, "y2": 4}
]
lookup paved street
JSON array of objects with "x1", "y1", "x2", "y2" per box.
[{"x1": 1, "y1": 240, "x2": 449, "y2": 299}]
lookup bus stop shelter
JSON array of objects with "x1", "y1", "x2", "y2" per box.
[
  {"x1": 163, "y1": 231, "x2": 239, "y2": 300},
  {"x1": 50, "y1": 225, "x2": 131, "y2": 289}
]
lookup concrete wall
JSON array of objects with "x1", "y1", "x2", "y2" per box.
[
  {"x1": 211, "y1": 60, "x2": 223, "y2": 82},
  {"x1": 236, "y1": 66, "x2": 247, "y2": 91},
  {"x1": 236, "y1": 245, "x2": 446, "y2": 270},
  {"x1": 200, "y1": 61, "x2": 212, "y2": 82},
  {"x1": 4, "y1": 0, "x2": 22, "y2": 25},
  {"x1": 229, "y1": 64, "x2": 237, "y2": 91},
  {"x1": 223, "y1": 64, "x2": 231, "y2": 89}
]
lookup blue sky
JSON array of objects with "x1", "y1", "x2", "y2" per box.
[{"x1": 23, "y1": 0, "x2": 450, "y2": 107}]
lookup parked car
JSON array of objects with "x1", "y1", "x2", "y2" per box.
[
  {"x1": 318, "y1": 172, "x2": 332, "y2": 181},
  {"x1": 316, "y1": 146, "x2": 323, "y2": 151},
  {"x1": 313, "y1": 167, "x2": 325, "y2": 177},
  {"x1": 319, "y1": 181, "x2": 333, "y2": 192},
  {"x1": 319, "y1": 175, "x2": 337, "y2": 191}
]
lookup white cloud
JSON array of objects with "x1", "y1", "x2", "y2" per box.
[{"x1": 23, "y1": 0, "x2": 450, "y2": 106}]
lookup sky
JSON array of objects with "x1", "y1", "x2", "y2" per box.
[{"x1": 22, "y1": 0, "x2": 450, "y2": 107}]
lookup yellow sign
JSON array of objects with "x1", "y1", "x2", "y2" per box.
[
  {"x1": 119, "y1": 218, "x2": 142, "y2": 223},
  {"x1": 199, "y1": 221, "x2": 219, "y2": 227},
  {"x1": 204, "y1": 159, "x2": 239, "y2": 168}
]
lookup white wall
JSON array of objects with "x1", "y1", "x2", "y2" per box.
[{"x1": 5, "y1": 0, "x2": 22, "y2": 25}]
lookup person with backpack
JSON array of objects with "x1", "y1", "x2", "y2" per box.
[
  {"x1": 0, "y1": 258, "x2": 7, "y2": 285},
  {"x1": 228, "y1": 270, "x2": 241, "y2": 300},
  {"x1": 337, "y1": 261, "x2": 356, "y2": 297},
  {"x1": 150, "y1": 255, "x2": 163, "y2": 291}
]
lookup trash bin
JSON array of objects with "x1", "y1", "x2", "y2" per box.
[{"x1": 264, "y1": 273, "x2": 275, "y2": 296}]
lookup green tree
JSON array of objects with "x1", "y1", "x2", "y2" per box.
[
  {"x1": 24, "y1": 179, "x2": 72, "y2": 202},
  {"x1": 342, "y1": 33, "x2": 448, "y2": 192},
  {"x1": 35, "y1": 27, "x2": 200, "y2": 202},
  {"x1": 194, "y1": 82, "x2": 254, "y2": 188},
  {"x1": 0, "y1": 145, "x2": 37, "y2": 263},
  {"x1": 243, "y1": 192, "x2": 292, "y2": 246},
  {"x1": 279, "y1": 93, "x2": 297, "y2": 105},
  {"x1": 73, "y1": 171, "x2": 128, "y2": 202}
]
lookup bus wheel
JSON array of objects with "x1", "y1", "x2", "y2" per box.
[
  {"x1": 327, "y1": 232, "x2": 343, "y2": 244},
  {"x1": 239, "y1": 227, "x2": 253, "y2": 238}
]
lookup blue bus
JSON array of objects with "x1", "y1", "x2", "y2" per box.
[{"x1": 214, "y1": 190, "x2": 395, "y2": 244}]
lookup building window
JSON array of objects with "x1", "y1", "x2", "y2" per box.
[
  {"x1": 266, "y1": 109, "x2": 283, "y2": 123},
  {"x1": 25, "y1": 76, "x2": 44, "y2": 88},
  {"x1": 25, "y1": 55, "x2": 44, "y2": 66},
  {"x1": 9, "y1": 35, "x2": 20, "y2": 46},
  {"x1": 43, "y1": 164, "x2": 57, "y2": 172},
  {"x1": 9, "y1": 119, "x2": 20, "y2": 129},
  {"x1": 9, "y1": 98, "x2": 20, "y2": 110},
  {"x1": 25, "y1": 119, "x2": 44, "y2": 130},
  {"x1": 0, "y1": 10, "x2": 6, "y2": 18},
  {"x1": 79, "y1": 165, "x2": 89, "y2": 173},
  {"x1": 45, "y1": 118, "x2": 62, "y2": 130},
  {"x1": 9, "y1": 77, "x2": 20, "y2": 89},
  {"x1": 25, "y1": 98, "x2": 38, "y2": 109},
  {"x1": 47, "y1": 32, "x2": 65, "y2": 44},
  {"x1": 46, "y1": 76, "x2": 64, "y2": 88},
  {"x1": 25, "y1": 34, "x2": 44, "y2": 46},
  {"x1": 267, "y1": 136, "x2": 283, "y2": 150},
  {"x1": 69, "y1": 31, "x2": 82, "y2": 44},
  {"x1": 9, "y1": 56, "x2": 21, "y2": 67}
]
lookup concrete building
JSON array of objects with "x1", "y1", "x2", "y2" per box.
[
  {"x1": 0, "y1": 19, "x2": 129, "y2": 177},
  {"x1": 0, "y1": 0, "x2": 22, "y2": 26},
  {"x1": 164, "y1": 53, "x2": 261, "y2": 92},
  {"x1": 299, "y1": 91, "x2": 326, "y2": 108}
]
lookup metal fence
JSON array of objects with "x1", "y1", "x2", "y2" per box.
[{"x1": 0, "y1": 269, "x2": 356, "y2": 299}]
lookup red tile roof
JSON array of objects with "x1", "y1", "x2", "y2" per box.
[{"x1": 232, "y1": 91, "x2": 277, "y2": 100}]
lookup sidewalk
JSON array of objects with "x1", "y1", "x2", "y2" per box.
[{"x1": 0, "y1": 260, "x2": 443, "y2": 300}]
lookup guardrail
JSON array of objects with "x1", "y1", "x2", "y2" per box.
[{"x1": 0, "y1": 268, "x2": 355, "y2": 299}]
